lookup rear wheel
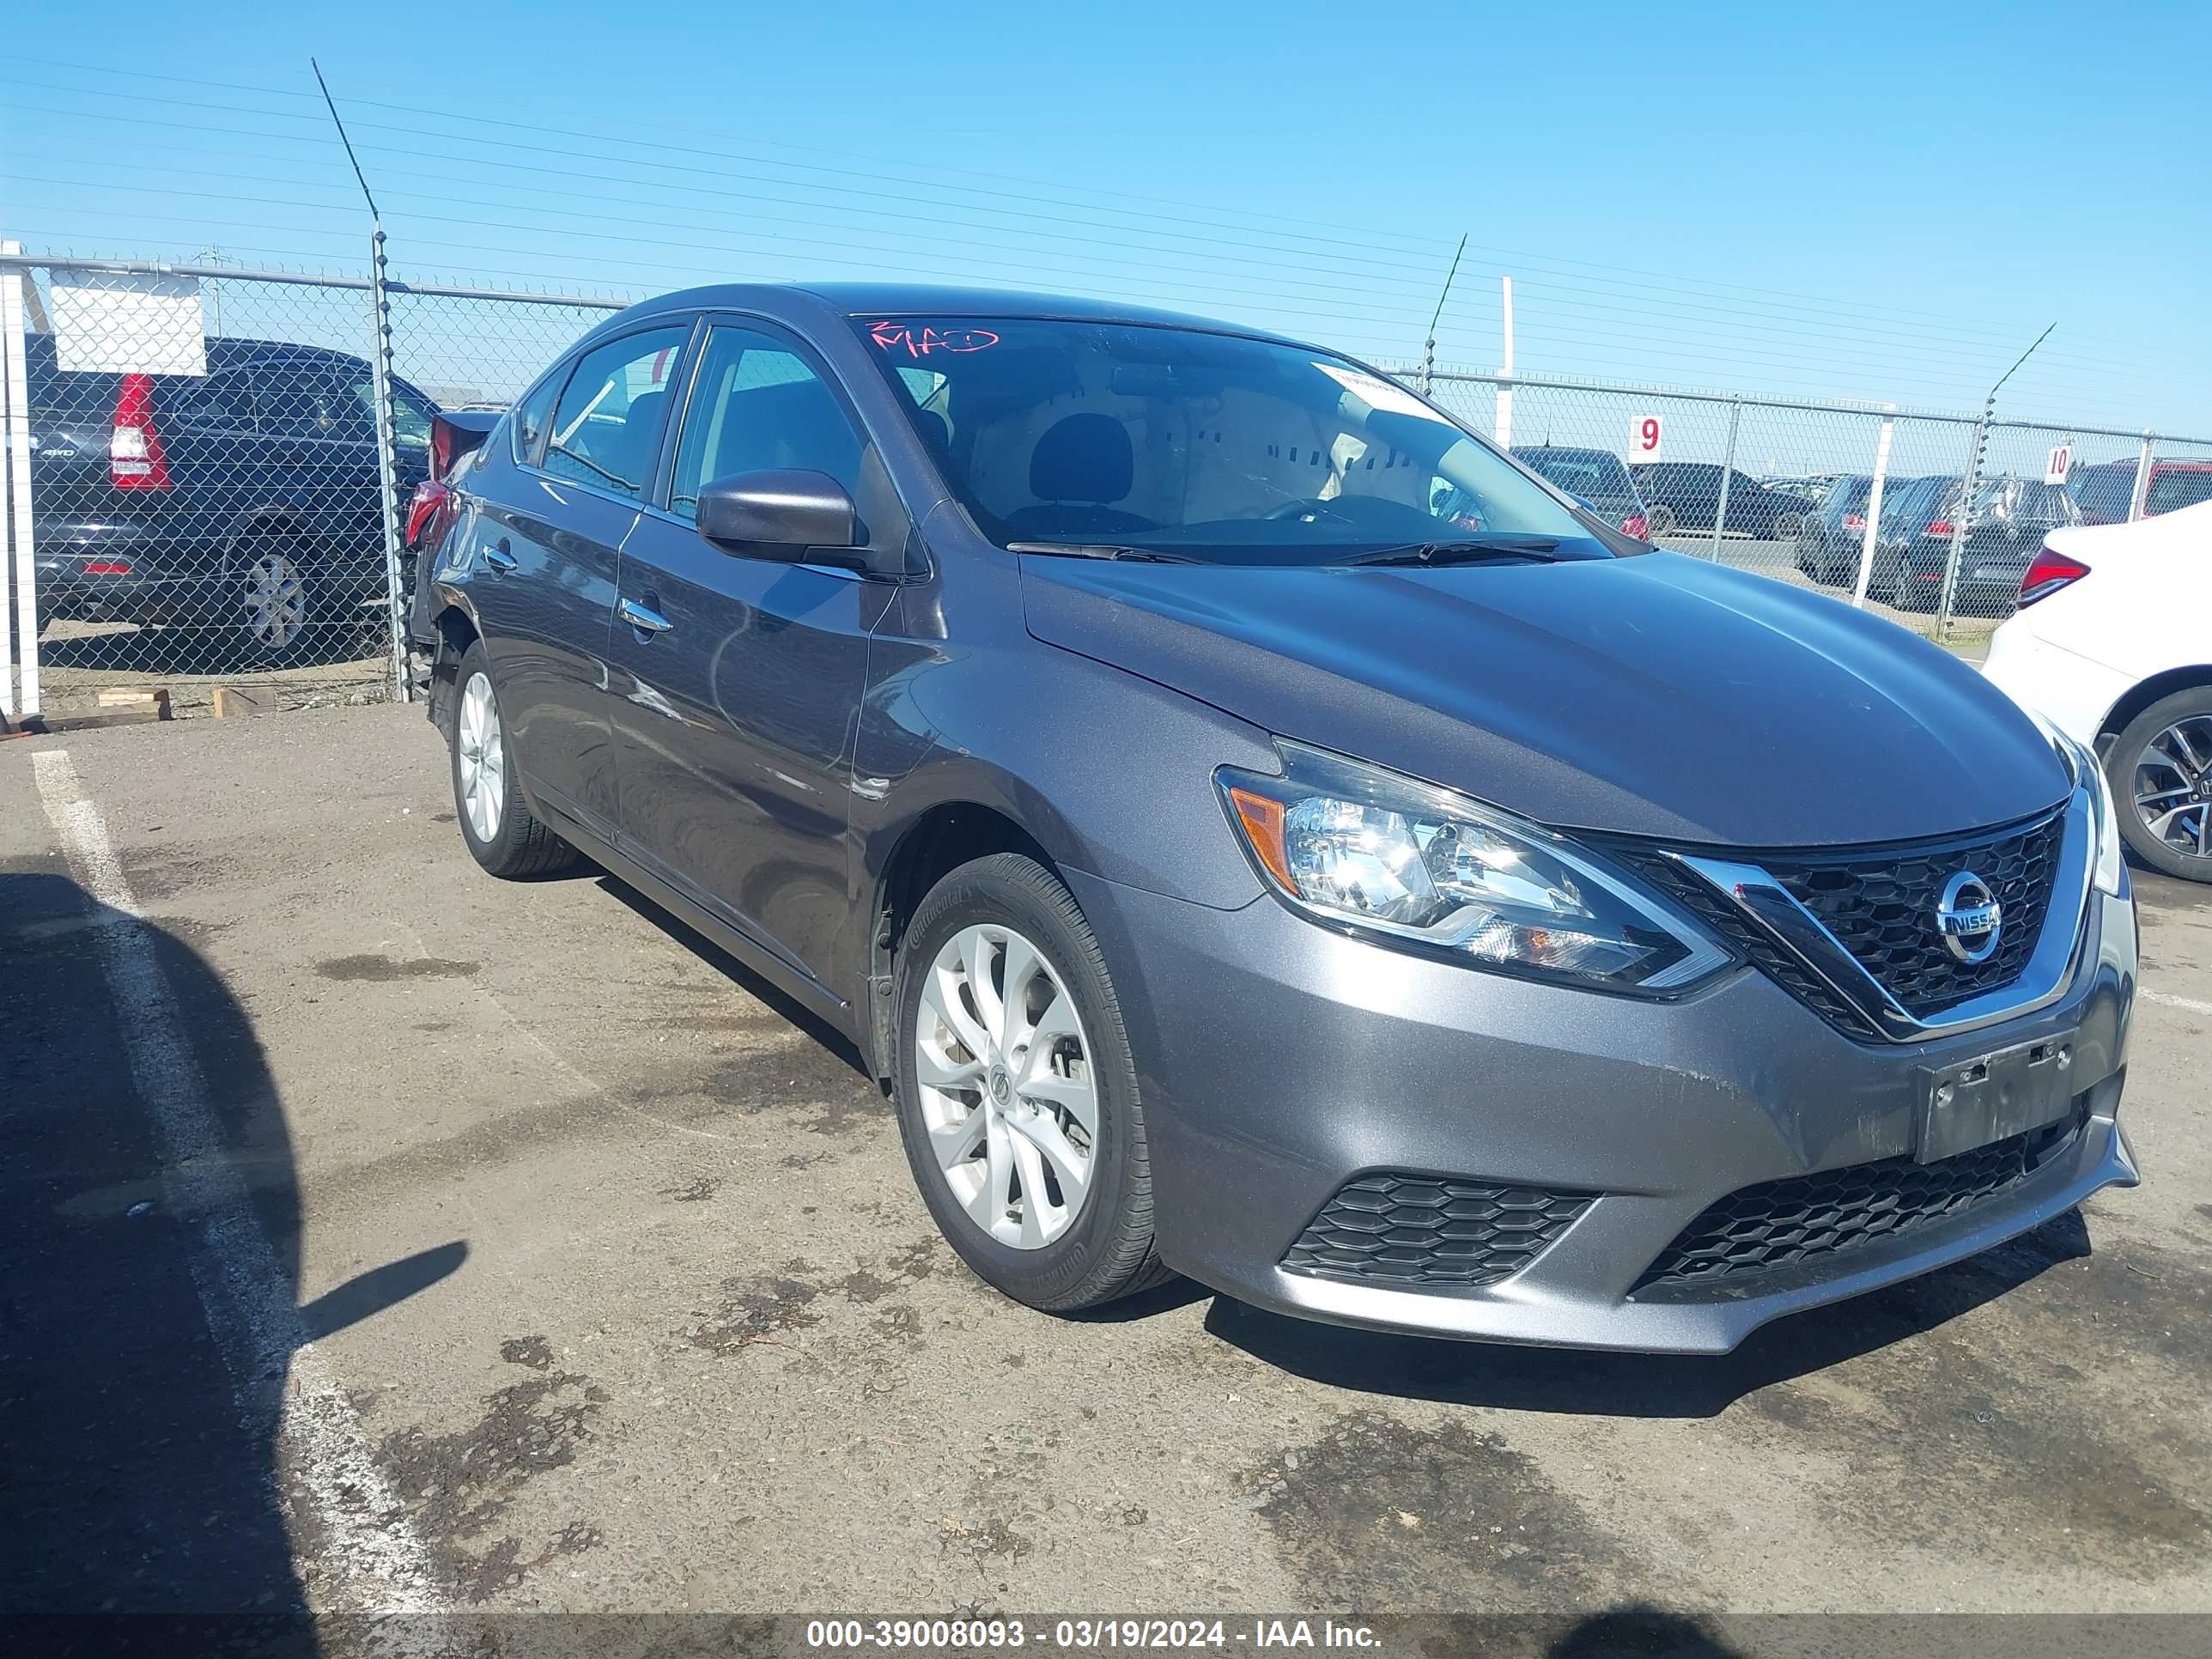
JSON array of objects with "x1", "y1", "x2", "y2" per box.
[
  {"x1": 892, "y1": 853, "x2": 1170, "y2": 1312},
  {"x1": 448, "y1": 641, "x2": 584, "y2": 879},
  {"x1": 1645, "y1": 503, "x2": 1678, "y2": 537},
  {"x1": 235, "y1": 532, "x2": 322, "y2": 667},
  {"x1": 2108, "y1": 689, "x2": 2212, "y2": 882}
]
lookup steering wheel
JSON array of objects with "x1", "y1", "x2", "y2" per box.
[{"x1": 1264, "y1": 497, "x2": 1358, "y2": 525}]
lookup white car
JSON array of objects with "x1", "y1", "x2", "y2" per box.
[{"x1": 1983, "y1": 499, "x2": 2212, "y2": 881}]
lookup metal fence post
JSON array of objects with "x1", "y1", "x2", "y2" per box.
[
  {"x1": 1, "y1": 242, "x2": 39, "y2": 721},
  {"x1": 1851, "y1": 404, "x2": 1896, "y2": 609},
  {"x1": 2128, "y1": 433, "x2": 2154, "y2": 521},
  {"x1": 1936, "y1": 403, "x2": 1991, "y2": 637},
  {"x1": 365, "y1": 227, "x2": 410, "y2": 702},
  {"x1": 1707, "y1": 395, "x2": 1741, "y2": 561}
]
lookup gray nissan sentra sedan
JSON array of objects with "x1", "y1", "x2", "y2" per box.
[{"x1": 416, "y1": 283, "x2": 2138, "y2": 1353}]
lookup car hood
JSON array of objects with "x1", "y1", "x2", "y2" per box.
[{"x1": 1019, "y1": 550, "x2": 2070, "y2": 848}]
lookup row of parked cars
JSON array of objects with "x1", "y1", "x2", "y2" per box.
[
  {"x1": 1791, "y1": 459, "x2": 2212, "y2": 615},
  {"x1": 1510, "y1": 448, "x2": 1812, "y2": 541}
]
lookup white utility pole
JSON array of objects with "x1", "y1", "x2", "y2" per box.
[{"x1": 1493, "y1": 276, "x2": 1516, "y2": 451}]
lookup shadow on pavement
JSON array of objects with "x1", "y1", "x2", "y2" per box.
[
  {"x1": 0, "y1": 867, "x2": 463, "y2": 1648},
  {"x1": 1204, "y1": 1209, "x2": 2091, "y2": 1418}
]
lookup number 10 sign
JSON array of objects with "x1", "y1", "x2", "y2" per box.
[{"x1": 1629, "y1": 414, "x2": 1664, "y2": 462}]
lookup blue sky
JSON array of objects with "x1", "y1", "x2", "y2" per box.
[{"x1": 5, "y1": 0, "x2": 2209, "y2": 436}]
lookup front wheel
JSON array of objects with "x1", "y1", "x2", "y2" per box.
[
  {"x1": 2108, "y1": 689, "x2": 2212, "y2": 882},
  {"x1": 892, "y1": 854, "x2": 1171, "y2": 1312},
  {"x1": 1645, "y1": 503, "x2": 1678, "y2": 537}
]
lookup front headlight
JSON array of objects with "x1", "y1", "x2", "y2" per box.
[
  {"x1": 1218, "y1": 743, "x2": 1734, "y2": 994},
  {"x1": 2063, "y1": 732, "x2": 2126, "y2": 896}
]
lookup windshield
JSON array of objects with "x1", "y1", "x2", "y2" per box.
[{"x1": 858, "y1": 317, "x2": 1598, "y2": 564}]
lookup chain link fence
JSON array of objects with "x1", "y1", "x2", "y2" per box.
[
  {"x1": 1407, "y1": 367, "x2": 2212, "y2": 643},
  {"x1": 9, "y1": 240, "x2": 2212, "y2": 724},
  {"x1": 2, "y1": 249, "x2": 621, "y2": 722}
]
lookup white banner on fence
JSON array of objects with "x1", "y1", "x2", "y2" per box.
[
  {"x1": 52, "y1": 273, "x2": 208, "y2": 376},
  {"x1": 2045, "y1": 444, "x2": 2073, "y2": 486},
  {"x1": 1628, "y1": 413, "x2": 1664, "y2": 463}
]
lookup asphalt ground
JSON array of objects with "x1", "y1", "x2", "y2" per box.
[{"x1": 3, "y1": 704, "x2": 2207, "y2": 1656}]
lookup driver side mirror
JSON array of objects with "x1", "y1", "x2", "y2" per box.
[{"x1": 696, "y1": 469, "x2": 871, "y2": 572}]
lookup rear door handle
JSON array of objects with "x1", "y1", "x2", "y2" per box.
[
  {"x1": 618, "y1": 596, "x2": 672, "y2": 635},
  {"x1": 482, "y1": 540, "x2": 519, "y2": 574}
]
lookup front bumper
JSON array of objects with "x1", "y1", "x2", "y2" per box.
[
  {"x1": 1068, "y1": 868, "x2": 2137, "y2": 1353},
  {"x1": 33, "y1": 521, "x2": 387, "y2": 624}
]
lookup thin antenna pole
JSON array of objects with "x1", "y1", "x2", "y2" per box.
[
  {"x1": 1938, "y1": 322, "x2": 2056, "y2": 635},
  {"x1": 311, "y1": 58, "x2": 380, "y2": 220},
  {"x1": 1987, "y1": 322, "x2": 2057, "y2": 403},
  {"x1": 1418, "y1": 234, "x2": 1467, "y2": 397}
]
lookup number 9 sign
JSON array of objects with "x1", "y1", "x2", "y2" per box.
[{"x1": 1629, "y1": 414, "x2": 1663, "y2": 462}]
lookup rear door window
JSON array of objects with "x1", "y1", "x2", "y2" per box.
[
  {"x1": 542, "y1": 327, "x2": 690, "y2": 499},
  {"x1": 167, "y1": 370, "x2": 253, "y2": 430},
  {"x1": 252, "y1": 362, "x2": 377, "y2": 442}
]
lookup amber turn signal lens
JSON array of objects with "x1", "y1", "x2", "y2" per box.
[{"x1": 1227, "y1": 787, "x2": 1294, "y2": 890}]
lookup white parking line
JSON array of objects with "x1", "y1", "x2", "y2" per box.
[
  {"x1": 32, "y1": 749, "x2": 445, "y2": 1646},
  {"x1": 2142, "y1": 988, "x2": 2212, "y2": 1017}
]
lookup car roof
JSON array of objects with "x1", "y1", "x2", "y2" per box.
[
  {"x1": 27, "y1": 331, "x2": 372, "y2": 374},
  {"x1": 616, "y1": 282, "x2": 1310, "y2": 348},
  {"x1": 1512, "y1": 444, "x2": 1620, "y2": 460}
]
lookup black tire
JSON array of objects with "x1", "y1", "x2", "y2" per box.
[
  {"x1": 447, "y1": 641, "x2": 584, "y2": 879},
  {"x1": 1646, "y1": 503, "x2": 1678, "y2": 537},
  {"x1": 2106, "y1": 687, "x2": 2212, "y2": 883},
  {"x1": 892, "y1": 853, "x2": 1171, "y2": 1312}
]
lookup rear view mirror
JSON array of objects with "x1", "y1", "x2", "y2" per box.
[{"x1": 696, "y1": 469, "x2": 864, "y2": 568}]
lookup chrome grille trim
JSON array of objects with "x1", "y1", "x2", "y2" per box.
[{"x1": 1672, "y1": 787, "x2": 2094, "y2": 1044}]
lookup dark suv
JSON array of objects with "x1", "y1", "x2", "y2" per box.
[
  {"x1": 1510, "y1": 445, "x2": 1650, "y2": 538},
  {"x1": 24, "y1": 331, "x2": 439, "y2": 668},
  {"x1": 1795, "y1": 474, "x2": 1883, "y2": 586},
  {"x1": 1627, "y1": 462, "x2": 1807, "y2": 540}
]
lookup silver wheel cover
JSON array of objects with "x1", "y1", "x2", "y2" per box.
[
  {"x1": 244, "y1": 552, "x2": 308, "y2": 647},
  {"x1": 457, "y1": 672, "x2": 506, "y2": 843},
  {"x1": 2134, "y1": 715, "x2": 2212, "y2": 862},
  {"x1": 915, "y1": 923, "x2": 1099, "y2": 1249}
]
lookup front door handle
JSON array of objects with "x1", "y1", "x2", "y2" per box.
[
  {"x1": 481, "y1": 540, "x2": 519, "y2": 574},
  {"x1": 618, "y1": 596, "x2": 672, "y2": 635}
]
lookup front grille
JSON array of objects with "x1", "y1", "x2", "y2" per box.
[
  {"x1": 1283, "y1": 1173, "x2": 1594, "y2": 1288},
  {"x1": 1611, "y1": 809, "x2": 2067, "y2": 1037},
  {"x1": 1633, "y1": 1117, "x2": 2079, "y2": 1293},
  {"x1": 1764, "y1": 811, "x2": 2063, "y2": 1015},
  {"x1": 1616, "y1": 851, "x2": 1883, "y2": 1039}
]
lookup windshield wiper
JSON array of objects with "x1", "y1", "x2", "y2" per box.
[
  {"x1": 1006, "y1": 541, "x2": 1204, "y2": 564},
  {"x1": 1335, "y1": 535, "x2": 1564, "y2": 568}
]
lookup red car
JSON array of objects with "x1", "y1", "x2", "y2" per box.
[{"x1": 2069, "y1": 457, "x2": 2212, "y2": 526}]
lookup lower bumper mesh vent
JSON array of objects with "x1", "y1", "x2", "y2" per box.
[{"x1": 1283, "y1": 1173, "x2": 1595, "y2": 1288}]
